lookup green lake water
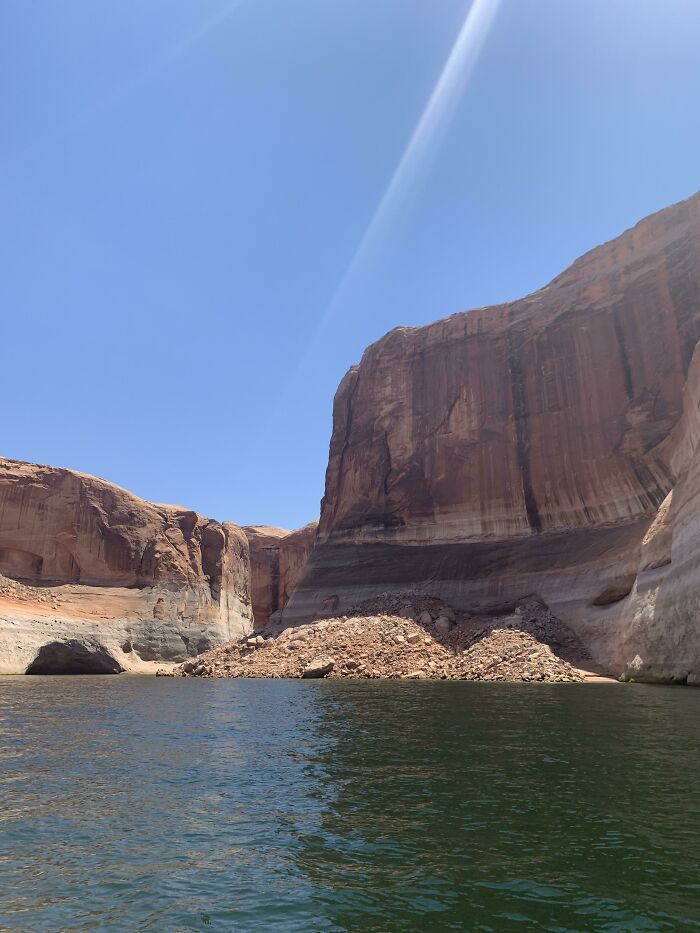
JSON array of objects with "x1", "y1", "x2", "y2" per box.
[{"x1": 0, "y1": 677, "x2": 698, "y2": 931}]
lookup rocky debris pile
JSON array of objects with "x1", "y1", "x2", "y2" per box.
[
  {"x1": 346, "y1": 592, "x2": 458, "y2": 634},
  {"x1": 162, "y1": 596, "x2": 588, "y2": 682},
  {"x1": 0, "y1": 574, "x2": 61, "y2": 609}
]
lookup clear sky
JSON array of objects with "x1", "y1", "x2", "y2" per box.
[{"x1": 1, "y1": 0, "x2": 699, "y2": 530}]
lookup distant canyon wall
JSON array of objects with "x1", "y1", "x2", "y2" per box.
[
  {"x1": 0, "y1": 458, "x2": 253, "y2": 673},
  {"x1": 243, "y1": 522, "x2": 317, "y2": 629}
]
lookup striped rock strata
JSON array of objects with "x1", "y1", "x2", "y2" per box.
[
  {"x1": 284, "y1": 192, "x2": 700, "y2": 682},
  {"x1": 0, "y1": 458, "x2": 252, "y2": 673}
]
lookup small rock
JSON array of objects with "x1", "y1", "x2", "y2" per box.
[
  {"x1": 406, "y1": 632, "x2": 421, "y2": 644},
  {"x1": 434, "y1": 616, "x2": 452, "y2": 635},
  {"x1": 419, "y1": 610, "x2": 432, "y2": 626}
]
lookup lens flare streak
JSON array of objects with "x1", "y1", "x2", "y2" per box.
[{"x1": 305, "y1": 0, "x2": 503, "y2": 354}]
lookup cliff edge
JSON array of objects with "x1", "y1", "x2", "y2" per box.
[{"x1": 284, "y1": 192, "x2": 700, "y2": 682}]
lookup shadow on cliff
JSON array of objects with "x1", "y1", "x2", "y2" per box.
[{"x1": 25, "y1": 640, "x2": 124, "y2": 675}]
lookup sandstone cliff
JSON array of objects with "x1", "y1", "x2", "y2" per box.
[
  {"x1": 608, "y1": 342, "x2": 700, "y2": 683},
  {"x1": 243, "y1": 526, "x2": 289, "y2": 630},
  {"x1": 244, "y1": 522, "x2": 317, "y2": 629},
  {"x1": 285, "y1": 191, "x2": 700, "y2": 683},
  {"x1": 0, "y1": 458, "x2": 253, "y2": 673}
]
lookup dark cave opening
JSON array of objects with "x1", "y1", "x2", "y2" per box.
[{"x1": 25, "y1": 640, "x2": 124, "y2": 675}]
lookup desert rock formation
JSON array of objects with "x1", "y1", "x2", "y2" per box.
[
  {"x1": 242, "y1": 526, "x2": 289, "y2": 630},
  {"x1": 0, "y1": 458, "x2": 253, "y2": 673},
  {"x1": 243, "y1": 522, "x2": 317, "y2": 629},
  {"x1": 283, "y1": 192, "x2": 700, "y2": 683},
  {"x1": 3, "y1": 193, "x2": 700, "y2": 682}
]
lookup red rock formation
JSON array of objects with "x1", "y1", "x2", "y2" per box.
[
  {"x1": 0, "y1": 458, "x2": 252, "y2": 673},
  {"x1": 243, "y1": 526, "x2": 289, "y2": 629},
  {"x1": 279, "y1": 522, "x2": 318, "y2": 608},
  {"x1": 286, "y1": 192, "x2": 700, "y2": 681},
  {"x1": 244, "y1": 522, "x2": 317, "y2": 629}
]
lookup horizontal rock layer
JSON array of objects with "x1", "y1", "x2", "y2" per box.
[
  {"x1": 286, "y1": 192, "x2": 700, "y2": 682},
  {"x1": 0, "y1": 458, "x2": 253, "y2": 673}
]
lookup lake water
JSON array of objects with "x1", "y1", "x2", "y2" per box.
[{"x1": 0, "y1": 677, "x2": 698, "y2": 931}]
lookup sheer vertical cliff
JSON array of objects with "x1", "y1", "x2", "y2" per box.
[
  {"x1": 244, "y1": 523, "x2": 317, "y2": 629},
  {"x1": 285, "y1": 192, "x2": 700, "y2": 681}
]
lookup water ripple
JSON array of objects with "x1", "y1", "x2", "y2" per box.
[{"x1": 0, "y1": 677, "x2": 698, "y2": 930}]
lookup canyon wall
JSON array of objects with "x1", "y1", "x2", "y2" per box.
[
  {"x1": 3, "y1": 192, "x2": 699, "y2": 680},
  {"x1": 610, "y1": 342, "x2": 700, "y2": 683},
  {"x1": 285, "y1": 192, "x2": 700, "y2": 682},
  {"x1": 0, "y1": 458, "x2": 253, "y2": 673},
  {"x1": 244, "y1": 522, "x2": 317, "y2": 629},
  {"x1": 243, "y1": 526, "x2": 289, "y2": 630}
]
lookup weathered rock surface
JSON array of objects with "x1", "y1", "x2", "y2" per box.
[
  {"x1": 243, "y1": 522, "x2": 317, "y2": 629},
  {"x1": 607, "y1": 341, "x2": 700, "y2": 682},
  {"x1": 279, "y1": 522, "x2": 318, "y2": 607},
  {"x1": 302, "y1": 656, "x2": 336, "y2": 678},
  {"x1": 242, "y1": 526, "x2": 289, "y2": 630},
  {"x1": 283, "y1": 192, "x2": 700, "y2": 683},
  {"x1": 0, "y1": 458, "x2": 253, "y2": 673}
]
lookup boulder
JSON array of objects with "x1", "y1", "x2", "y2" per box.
[
  {"x1": 434, "y1": 615, "x2": 453, "y2": 635},
  {"x1": 302, "y1": 657, "x2": 335, "y2": 678}
]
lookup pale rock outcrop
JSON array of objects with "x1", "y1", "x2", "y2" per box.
[
  {"x1": 0, "y1": 458, "x2": 252, "y2": 673},
  {"x1": 284, "y1": 192, "x2": 700, "y2": 681},
  {"x1": 608, "y1": 341, "x2": 700, "y2": 682}
]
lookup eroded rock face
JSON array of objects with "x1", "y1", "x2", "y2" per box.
[
  {"x1": 319, "y1": 194, "x2": 700, "y2": 546},
  {"x1": 278, "y1": 522, "x2": 318, "y2": 608},
  {"x1": 609, "y1": 342, "x2": 700, "y2": 683},
  {"x1": 243, "y1": 522, "x2": 317, "y2": 629},
  {"x1": 285, "y1": 192, "x2": 700, "y2": 681},
  {"x1": 0, "y1": 459, "x2": 253, "y2": 673},
  {"x1": 243, "y1": 526, "x2": 289, "y2": 630}
]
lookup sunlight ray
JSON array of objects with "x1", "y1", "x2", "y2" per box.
[{"x1": 298, "y1": 0, "x2": 503, "y2": 367}]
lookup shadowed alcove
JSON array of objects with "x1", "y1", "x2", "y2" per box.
[{"x1": 25, "y1": 640, "x2": 123, "y2": 675}]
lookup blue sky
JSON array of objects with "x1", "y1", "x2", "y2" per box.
[{"x1": 1, "y1": 0, "x2": 699, "y2": 529}]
